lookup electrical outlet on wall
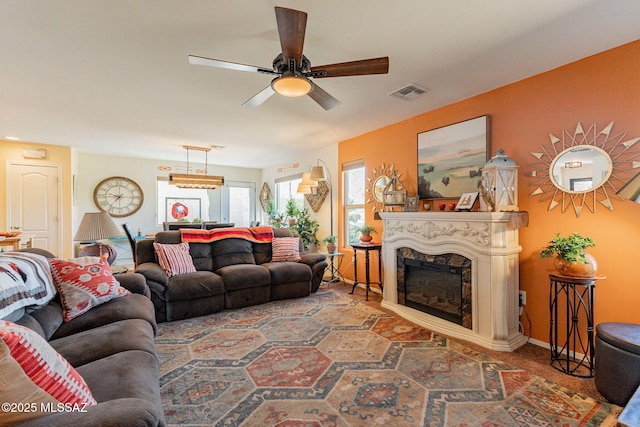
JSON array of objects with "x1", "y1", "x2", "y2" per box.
[{"x1": 518, "y1": 290, "x2": 526, "y2": 316}]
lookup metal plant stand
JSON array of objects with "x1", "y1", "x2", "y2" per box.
[{"x1": 549, "y1": 272, "x2": 606, "y2": 378}]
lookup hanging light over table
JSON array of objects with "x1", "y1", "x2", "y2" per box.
[{"x1": 169, "y1": 145, "x2": 224, "y2": 189}]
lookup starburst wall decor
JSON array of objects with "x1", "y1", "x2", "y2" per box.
[{"x1": 528, "y1": 122, "x2": 640, "y2": 217}]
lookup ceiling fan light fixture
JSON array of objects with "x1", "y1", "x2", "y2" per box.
[{"x1": 272, "y1": 75, "x2": 312, "y2": 97}]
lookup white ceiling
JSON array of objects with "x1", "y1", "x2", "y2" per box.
[{"x1": 1, "y1": 0, "x2": 639, "y2": 169}]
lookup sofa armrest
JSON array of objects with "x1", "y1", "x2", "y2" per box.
[
  {"x1": 299, "y1": 252, "x2": 328, "y2": 268},
  {"x1": 135, "y1": 262, "x2": 169, "y2": 286},
  {"x1": 15, "y1": 398, "x2": 164, "y2": 427},
  {"x1": 115, "y1": 272, "x2": 151, "y2": 298}
]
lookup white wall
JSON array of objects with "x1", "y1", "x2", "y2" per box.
[
  {"x1": 260, "y1": 144, "x2": 338, "y2": 248},
  {"x1": 76, "y1": 153, "x2": 261, "y2": 236}
]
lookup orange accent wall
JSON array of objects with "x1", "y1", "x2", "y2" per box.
[{"x1": 338, "y1": 40, "x2": 640, "y2": 344}]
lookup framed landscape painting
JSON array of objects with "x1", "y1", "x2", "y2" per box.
[{"x1": 417, "y1": 115, "x2": 490, "y2": 199}]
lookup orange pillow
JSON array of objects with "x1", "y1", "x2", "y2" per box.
[
  {"x1": 0, "y1": 321, "x2": 96, "y2": 424},
  {"x1": 49, "y1": 258, "x2": 131, "y2": 321}
]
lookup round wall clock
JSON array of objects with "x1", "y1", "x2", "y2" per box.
[{"x1": 93, "y1": 176, "x2": 144, "y2": 217}]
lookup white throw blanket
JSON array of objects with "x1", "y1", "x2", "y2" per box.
[{"x1": 0, "y1": 252, "x2": 56, "y2": 319}]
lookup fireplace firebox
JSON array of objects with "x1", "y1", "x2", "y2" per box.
[{"x1": 397, "y1": 248, "x2": 472, "y2": 330}]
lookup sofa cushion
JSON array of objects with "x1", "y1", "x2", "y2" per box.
[
  {"x1": 0, "y1": 321, "x2": 96, "y2": 425},
  {"x1": 216, "y1": 264, "x2": 271, "y2": 291},
  {"x1": 165, "y1": 270, "x2": 225, "y2": 301},
  {"x1": 76, "y1": 350, "x2": 165, "y2": 425},
  {"x1": 262, "y1": 261, "x2": 311, "y2": 285},
  {"x1": 51, "y1": 294, "x2": 157, "y2": 340},
  {"x1": 271, "y1": 237, "x2": 301, "y2": 262},
  {"x1": 49, "y1": 258, "x2": 131, "y2": 321},
  {"x1": 50, "y1": 318, "x2": 157, "y2": 367},
  {"x1": 153, "y1": 242, "x2": 197, "y2": 277},
  {"x1": 212, "y1": 238, "x2": 256, "y2": 270}
]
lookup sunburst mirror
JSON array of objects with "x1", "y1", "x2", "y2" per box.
[
  {"x1": 528, "y1": 122, "x2": 640, "y2": 217},
  {"x1": 366, "y1": 163, "x2": 400, "y2": 213}
]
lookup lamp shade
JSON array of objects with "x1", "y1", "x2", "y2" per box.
[
  {"x1": 310, "y1": 165, "x2": 328, "y2": 181},
  {"x1": 74, "y1": 212, "x2": 121, "y2": 242},
  {"x1": 300, "y1": 172, "x2": 317, "y2": 186},
  {"x1": 617, "y1": 172, "x2": 640, "y2": 202}
]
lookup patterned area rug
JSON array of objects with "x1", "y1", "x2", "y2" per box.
[{"x1": 156, "y1": 290, "x2": 619, "y2": 426}]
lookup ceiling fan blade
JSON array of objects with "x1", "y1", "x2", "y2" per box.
[
  {"x1": 242, "y1": 85, "x2": 276, "y2": 108},
  {"x1": 310, "y1": 56, "x2": 389, "y2": 78},
  {"x1": 308, "y1": 83, "x2": 341, "y2": 110},
  {"x1": 275, "y1": 7, "x2": 307, "y2": 67},
  {"x1": 188, "y1": 55, "x2": 276, "y2": 75}
]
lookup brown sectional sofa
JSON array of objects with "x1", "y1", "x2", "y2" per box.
[
  {"x1": 3, "y1": 249, "x2": 165, "y2": 427},
  {"x1": 135, "y1": 227, "x2": 328, "y2": 322}
]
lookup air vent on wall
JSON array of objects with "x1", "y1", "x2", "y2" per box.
[{"x1": 389, "y1": 84, "x2": 427, "y2": 100}]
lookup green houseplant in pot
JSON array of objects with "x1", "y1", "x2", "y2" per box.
[
  {"x1": 323, "y1": 235, "x2": 337, "y2": 253},
  {"x1": 285, "y1": 197, "x2": 300, "y2": 226},
  {"x1": 293, "y1": 208, "x2": 319, "y2": 251},
  {"x1": 540, "y1": 232, "x2": 597, "y2": 277},
  {"x1": 358, "y1": 225, "x2": 377, "y2": 243}
]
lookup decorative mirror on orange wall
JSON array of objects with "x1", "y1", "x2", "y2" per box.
[
  {"x1": 528, "y1": 122, "x2": 639, "y2": 217},
  {"x1": 366, "y1": 163, "x2": 399, "y2": 213}
]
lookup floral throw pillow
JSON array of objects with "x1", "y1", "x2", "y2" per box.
[
  {"x1": 271, "y1": 237, "x2": 301, "y2": 262},
  {"x1": 49, "y1": 258, "x2": 131, "y2": 322}
]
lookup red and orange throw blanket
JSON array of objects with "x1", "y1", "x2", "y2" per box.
[{"x1": 180, "y1": 226, "x2": 274, "y2": 244}]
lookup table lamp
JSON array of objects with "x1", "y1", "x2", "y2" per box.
[{"x1": 74, "y1": 212, "x2": 122, "y2": 264}]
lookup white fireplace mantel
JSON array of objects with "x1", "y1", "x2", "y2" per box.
[{"x1": 380, "y1": 211, "x2": 526, "y2": 351}]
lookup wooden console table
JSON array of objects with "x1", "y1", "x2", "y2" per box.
[{"x1": 0, "y1": 237, "x2": 21, "y2": 251}]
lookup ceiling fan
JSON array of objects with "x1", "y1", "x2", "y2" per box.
[{"x1": 188, "y1": 6, "x2": 389, "y2": 110}]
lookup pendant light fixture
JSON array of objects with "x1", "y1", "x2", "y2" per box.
[{"x1": 169, "y1": 145, "x2": 224, "y2": 189}]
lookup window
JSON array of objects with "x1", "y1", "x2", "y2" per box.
[
  {"x1": 222, "y1": 181, "x2": 256, "y2": 227},
  {"x1": 157, "y1": 178, "x2": 210, "y2": 224},
  {"x1": 343, "y1": 161, "x2": 365, "y2": 245},
  {"x1": 157, "y1": 179, "x2": 256, "y2": 227},
  {"x1": 275, "y1": 175, "x2": 304, "y2": 212}
]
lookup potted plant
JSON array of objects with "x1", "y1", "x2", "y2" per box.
[
  {"x1": 358, "y1": 225, "x2": 377, "y2": 243},
  {"x1": 285, "y1": 197, "x2": 300, "y2": 226},
  {"x1": 323, "y1": 235, "x2": 337, "y2": 253},
  {"x1": 293, "y1": 208, "x2": 319, "y2": 250},
  {"x1": 540, "y1": 232, "x2": 597, "y2": 277}
]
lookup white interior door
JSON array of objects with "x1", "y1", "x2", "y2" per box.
[{"x1": 7, "y1": 162, "x2": 61, "y2": 254}]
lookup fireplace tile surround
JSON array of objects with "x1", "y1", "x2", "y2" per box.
[{"x1": 379, "y1": 211, "x2": 527, "y2": 351}]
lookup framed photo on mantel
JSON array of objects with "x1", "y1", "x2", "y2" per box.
[{"x1": 417, "y1": 115, "x2": 490, "y2": 199}]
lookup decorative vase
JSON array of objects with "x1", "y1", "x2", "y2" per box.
[
  {"x1": 553, "y1": 252, "x2": 598, "y2": 277},
  {"x1": 359, "y1": 232, "x2": 373, "y2": 243},
  {"x1": 326, "y1": 242, "x2": 336, "y2": 254}
]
